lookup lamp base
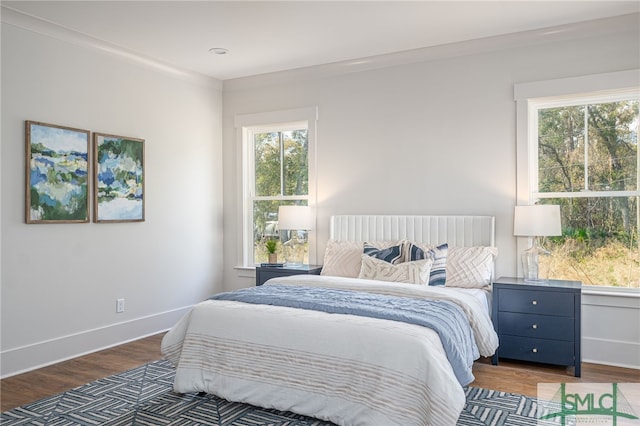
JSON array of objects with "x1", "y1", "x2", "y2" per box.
[
  {"x1": 283, "y1": 233, "x2": 306, "y2": 266},
  {"x1": 523, "y1": 277, "x2": 549, "y2": 284},
  {"x1": 521, "y1": 242, "x2": 551, "y2": 283}
]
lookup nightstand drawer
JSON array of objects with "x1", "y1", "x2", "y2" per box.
[
  {"x1": 499, "y1": 335, "x2": 575, "y2": 366},
  {"x1": 498, "y1": 312, "x2": 574, "y2": 341},
  {"x1": 260, "y1": 269, "x2": 300, "y2": 282},
  {"x1": 498, "y1": 288, "x2": 574, "y2": 316}
]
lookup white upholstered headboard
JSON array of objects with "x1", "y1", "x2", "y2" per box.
[{"x1": 329, "y1": 215, "x2": 495, "y2": 247}]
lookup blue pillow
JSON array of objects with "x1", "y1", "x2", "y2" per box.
[
  {"x1": 407, "y1": 242, "x2": 448, "y2": 286},
  {"x1": 363, "y1": 243, "x2": 404, "y2": 265}
]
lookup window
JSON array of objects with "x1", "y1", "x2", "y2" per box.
[
  {"x1": 516, "y1": 72, "x2": 639, "y2": 289},
  {"x1": 236, "y1": 108, "x2": 317, "y2": 267}
]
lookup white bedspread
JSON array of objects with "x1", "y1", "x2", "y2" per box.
[{"x1": 161, "y1": 275, "x2": 499, "y2": 426}]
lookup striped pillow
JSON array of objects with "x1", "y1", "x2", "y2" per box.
[
  {"x1": 406, "y1": 242, "x2": 448, "y2": 286},
  {"x1": 358, "y1": 255, "x2": 433, "y2": 285},
  {"x1": 363, "y1": 242, "x2": 404, "y2": 264}
]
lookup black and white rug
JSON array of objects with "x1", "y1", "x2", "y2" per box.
[{"x1": 2, "y1": 359, "x2": 555, "y2": 425}]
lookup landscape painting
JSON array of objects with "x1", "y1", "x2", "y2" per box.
[
  {"x1": 93, "y1": 133, "x2": 145, "y2": 222},
  {"x1": 26, "y1": 121, "x2": 90, "y2": 223}
]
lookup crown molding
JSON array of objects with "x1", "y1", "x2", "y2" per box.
[
  {"x1": 223, "y1": 13, "x2": 640, "y2": 92},
  {"x1": 2, "y1": 5, "x2": 637, "y2": 93},
  {"x1": 1, "y1": 5, "x2": 222, "y2": 91}
]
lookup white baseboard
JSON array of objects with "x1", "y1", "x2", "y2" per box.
[
  {"x1": 583, "y1": 336, "x2": 640, "y2": 370},
  {"x1": 0, "y1": 306, "x2": 192, "y2": 379}
]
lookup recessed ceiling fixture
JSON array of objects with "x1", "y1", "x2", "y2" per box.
[{"x1": 209, "y1": 47, "x2": 229, "y2": 55}]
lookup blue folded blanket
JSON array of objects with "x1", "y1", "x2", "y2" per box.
[{"x1": 210, "y1": 284, "x2": 479, "y2": 386}]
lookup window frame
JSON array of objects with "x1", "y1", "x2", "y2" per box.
[
  {"x1": 529, "y1": 91, "x2": 639, "y2": 200},
  {"x1": 235, "y1": 107, "x2": 318, "y2": 268},
  {"x1": 515, "y1": 70, "x2": 639, "y2": 291}
]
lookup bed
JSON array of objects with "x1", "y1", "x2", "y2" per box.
[{"x1": 161, "y1": 215, "x2": 500, "y2": 426}]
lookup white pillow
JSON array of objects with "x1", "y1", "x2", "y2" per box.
[
  {"x1": 445, "y1": 246, "x2": 498, "y2": 288},
  {"x1": 320, "y1": 240, "x2": 403, "y2": 278},
  {"x1": 358, "y1": 255, "x2": 433, "y2": 285}
]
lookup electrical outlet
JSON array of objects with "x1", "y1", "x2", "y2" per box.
[{"x1": 116, "y1": 298, "x2": 125, "y2": 313}]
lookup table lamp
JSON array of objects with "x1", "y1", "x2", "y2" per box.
[
  {"x1": 278, "y1": 205, "x2": 312, "y2": 266},
  {"x1": 514, "y1": 204, "x2": 562, "y2": 282}
]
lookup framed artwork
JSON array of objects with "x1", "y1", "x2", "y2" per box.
[
  {"x1": 25, "y1": 121, "x2": 90, "y2": 223},
  {"x1": 93, "y1": 133, "x2": 145, "y2": 223}
]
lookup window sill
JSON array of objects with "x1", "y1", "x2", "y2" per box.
[
  {"x1": 234, "y1": 265, "x2": 256, "y2": 278},
  {"x1": 582, "y1": 286, "x2": 640, "y2": 298},
  {"x1": 582, "y1": 286, "x2": 640, "y2": 309}
]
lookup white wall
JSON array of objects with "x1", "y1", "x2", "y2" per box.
[
  {"x1": 1, "y1": 23, "x2": 224, "y2": 377},
  {"x1": 583, "y1": 291, "x2": 640, "y2": 368},
  {"x1": 222, "y1": 18, "x2": 640, "y2": 368}
]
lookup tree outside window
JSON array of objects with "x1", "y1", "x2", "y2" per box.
[
  {"x1": 251, "y1": 128, "x2": 309, "y2": 265},
  {"x1": 534, "y1": 98, "x2": 639, "y2": 288}
]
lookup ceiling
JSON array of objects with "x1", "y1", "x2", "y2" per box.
[{"x1": 3, "y1": 1, "x2": 639, "y2": 81}]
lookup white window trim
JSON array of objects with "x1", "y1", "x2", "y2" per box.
[
  {"x1": 235, "y1": 107, "x2": 318, "y2": 269},
  {"x1": 529, "y1": 90, "x2": 640, "y2": 200},
  {"x1": 514, "y1": 69, "x2": 640, "y2": 292}
]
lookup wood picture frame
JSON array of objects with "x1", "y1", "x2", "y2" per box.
[
  {"x1": 25, "y1": 121, "x2": 90, "y2": 224},
  {"x1": 93, "y1": 133, "x2": 145, "y2": 223}
]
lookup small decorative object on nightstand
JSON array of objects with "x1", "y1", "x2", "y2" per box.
[
  {"x1": 265, "y1": 239, "x2": 278, "y2": 264},
  {"x1": 491, "y1": 276, "x2": 582, "y2": 377},
  {"x1": 255, "y1": 264, "x2": 323, "y2": 286}
]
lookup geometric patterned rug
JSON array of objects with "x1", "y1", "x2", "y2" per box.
[{"x1": 1, "y1": 359, "x2": 557, "y2": 425}]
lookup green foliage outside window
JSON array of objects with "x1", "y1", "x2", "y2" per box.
[
  {"x1": 537, "y1": 100, "x2": 639, "y2": 287},
  {"x1": 252, "y1": 129, "x2": 309, "y2": 264}
]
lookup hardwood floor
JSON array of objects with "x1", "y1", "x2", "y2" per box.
[
  {"x1": 472, "y1": 357, "x2": 640, "y2": 397},
  {"x1": 1, "y1": 334, "x2": 164, "y2": 412},
  {"x1": 2, "y1": 332, "x2": 639, "y2": 412}
]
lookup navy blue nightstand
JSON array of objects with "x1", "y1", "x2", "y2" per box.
[{"x1": 491, "y1": 277, "x2": 582, "y2": 377}]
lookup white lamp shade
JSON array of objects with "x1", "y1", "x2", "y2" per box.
[
  {"x1": 514, "y1": 205, "x2": 562, "y2": 237},
  {"x1": 278, "y1": 205, "x2": 313, "y2": 230}
]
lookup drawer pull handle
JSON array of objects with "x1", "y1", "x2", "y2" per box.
[
  {"x1": 532, "y1": 348, "x2": 538, "y2": 353},
  {"x1": 532, "y1": 324, "x2": 538, "y2": 329},
  {"x1": 532, "y1": 300, "x2": 538, "y2": 305}
]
